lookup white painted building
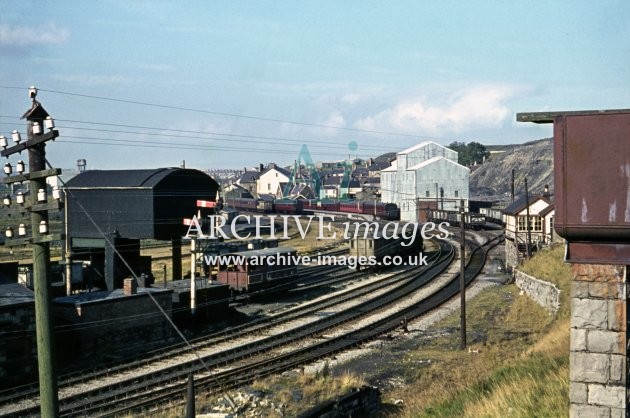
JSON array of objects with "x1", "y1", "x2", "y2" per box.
[
  {"x1": 381, "y1": 141, "x2": 470, "y2": 222},
  {"x1": 503, "y1": 195, "x2": 558, "y2": 268},
  {"x1": 256, "y1": 164, "x2": 291, "y2": 197}
]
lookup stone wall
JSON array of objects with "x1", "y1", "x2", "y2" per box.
[
  {"x1": 296, "y1": 386, "x2": 380, "y2": 418},
  {"x1": 514, "y1": 270, "x2": 561, "y2": 314},
  {"x1": 569, "y1": 264, "x2": 628, "y2": 417},
  {"x1": 504, "y1": 239, "x2": 518, "y2": 270}
]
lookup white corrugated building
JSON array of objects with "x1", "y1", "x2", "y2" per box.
[{"x1": 381, "y1": 141, "x2": 470, "y2": 222}]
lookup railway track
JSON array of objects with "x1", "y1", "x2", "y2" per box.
[
  {"x1": 0, "y1": 247, "x2": 358, "y2": 407},
  {"x1": 88, "y1": 234, "x2": 502, "y2": 417},
  {"x1": 0, "y1": 242, "x2": 448, "y2": 415},
  {"x1": 1, "y1": 233, "x2": 500, "y2": 417}
]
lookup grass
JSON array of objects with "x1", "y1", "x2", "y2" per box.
[
  {"x1": 381, "y1": 244, "x2": 572, "y2": 417},
  {"x1": 251, "y1": 370, "x2": 366, "y2": 410},
  {"x1": 150, "y1": 242, "x2": 573, "y2": 417},
  {"x1": 152, "y1": 369, "x2": 367, "y2": 417}
]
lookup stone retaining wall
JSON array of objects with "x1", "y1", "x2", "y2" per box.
[
  {"x1": 514, "y1": 269, "x2": 561, "y2": 314},
  {"x1": 297, "y1": 386, "x2": 380, "y2": 418}
]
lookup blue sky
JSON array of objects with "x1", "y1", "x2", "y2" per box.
[{"x1": 0, "y1": 1, "x2": 628, "y2": 170}]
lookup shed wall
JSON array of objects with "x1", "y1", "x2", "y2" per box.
[{"x1": 68, "y1": 189, "x2": 154, "y2": 239}]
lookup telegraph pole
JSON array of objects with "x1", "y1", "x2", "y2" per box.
[
  {"x1": 64, "y1": 188, "x2": 72, "y2": 295},
  {"x1": 511, "y1": 169, "x2": 515, "y2": 203},
  {"x1": 1, "y1": 87, "x2": 63, "y2": 417},
  {"x1": 459, "y1": 199, "x2": 466, "y2": 350},
  {"x1": 525, "y1": 178, "x2": 532, "y2": 259}
]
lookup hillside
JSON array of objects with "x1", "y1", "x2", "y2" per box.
[{"x1": 471, "y1": 138, "x2": 553, "y2": 201}]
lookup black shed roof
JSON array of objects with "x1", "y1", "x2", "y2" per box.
[{"x1": 66, "y1": 168, "x2": 190, "y2": 189}]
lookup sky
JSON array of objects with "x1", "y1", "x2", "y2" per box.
[{"x1": 0, "y1": 1, "x2": 628, "y2": 171}]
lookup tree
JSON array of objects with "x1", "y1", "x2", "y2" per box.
[{"x1": 447, "y1": 141, "x2": 489, "y2": 166}]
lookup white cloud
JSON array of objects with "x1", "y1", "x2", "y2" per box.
[
  {"x1": 321, "y1": 110, "x2": 345, "y2": 128},
  {"x1": 354, "y1": 85, "x2": 522, "y2": 135},
  {"x1": 0, "y1": 22, "x2": 69, "y2": 46},
  {"x1": 52, "y1": 74, "x2": 133, "y2": 86},
  {"x1": 340, "y1": 93, "x2": 362, "y2": 105}
]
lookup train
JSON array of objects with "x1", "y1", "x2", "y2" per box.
[
  {"x1": 225, "y1": 197, "x2": 400, "y2": 220},
  {"x1": 425, "y1": 209, "x2": 486, "y2": 230},
  {"x1": 215, "y1": 246, "x2": 298, "y2": 293},
  {"x1": 348, "y1": 227, "x2": 424, "y2": 269},
  {"x1": 479, "y1": 207, "x2": 505, "y2": 226},
  {"x1": 224, "y1": 197, "x2": 274, "y2": 213}
]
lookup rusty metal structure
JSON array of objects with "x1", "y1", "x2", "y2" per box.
[{"x1": 517, "y1": 109, "x2": 630, "y2": 264}]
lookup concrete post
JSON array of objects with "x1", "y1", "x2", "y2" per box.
[{"x1": 569, "y1": 264, "x2": 628, "y2": 417}]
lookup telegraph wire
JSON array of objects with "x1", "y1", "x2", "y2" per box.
[
  {"x1": 33, "y1": 87, "x2": 443, "y2": 140},
  {"x1": 0, "y1": 85, "x2": 462, "y2": 143},
  {"x1": 55, "y1": 121, "x2": 392, "y2": 151},
  {"x1": 0, "y1": 119, "x2": 401, "y2": 153},
  {"x1": 58, "y1": 138, "x2": 364, "y2": 157},
  {"x1": 43, "y1": 157, "x2": 235, "y2": 406}
]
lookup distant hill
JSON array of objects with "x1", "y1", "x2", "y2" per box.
[
  {"x1": 471, "y1": 138, "x2": 553, "y2": 202},
  {"x1": 374, "y1": 152, "x2": 397, "y2": 163}
]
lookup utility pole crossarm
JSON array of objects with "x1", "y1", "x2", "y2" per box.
[
  {"x1": 1, "y1": 130, "x2": 59, "y2": 158},
  {"x1": 2, "y1": 168, "x2": 62, "y2": 184}
]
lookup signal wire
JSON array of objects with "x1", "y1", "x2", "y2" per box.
[{"x1": 44, "y1": 156, "x2": 237, "y2": 409}]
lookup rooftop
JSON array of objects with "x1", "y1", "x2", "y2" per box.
[
  {"x1": 407, "y1": 155, "x2": 468, "y2": 171},
  {"x1": 503, "y1": 194, "x2": 551, "y2": 215},
  {"x1": 516, "y1": 108, "x2": 630, "y2": 124},
  {"x1": 65, "y1": 168, "x2": 212, "y2": 189},
  {"x1": 53, "y1": 287, "x2": 172, "y2": 305},
  {"x1": 0, "y1": 283, "x2": 34, "y2": 307}
]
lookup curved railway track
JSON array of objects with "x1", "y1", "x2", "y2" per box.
[
  {"x1": 0, "y1": 245, "x2": 407, "y2": 411},
  {"x1": 0, "y1": 242, "x2": 446, "y2": 413},
  {"x1": 1, "y1": 233, "x2": 501, "y2": 417},
  {"x1": 96, "y1": 234, "x2": 503, "y2": 418}
]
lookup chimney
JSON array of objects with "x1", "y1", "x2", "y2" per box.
[
  {"x1": 123, "y1": 278, "x2": 137, "y2": 296},
  {"x1": 259, "y1": 163, "x2": 264, "y2": 172}
]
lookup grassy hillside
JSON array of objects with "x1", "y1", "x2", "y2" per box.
[{"x1": 383, "y1": 244, "x2": 571, "y2": 417}]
